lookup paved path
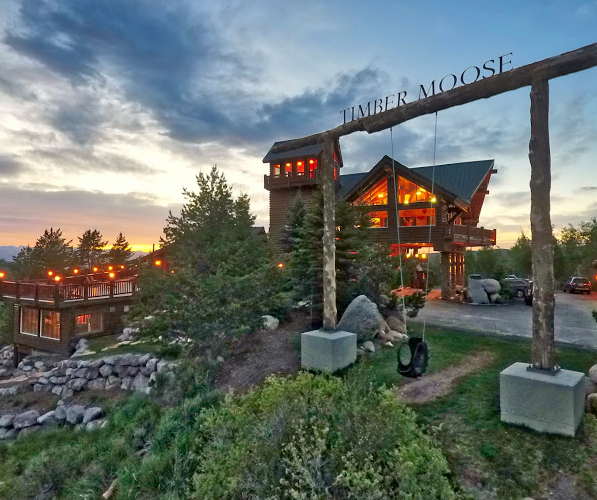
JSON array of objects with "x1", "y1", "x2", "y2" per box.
[{"x1": 409, "y1": 290, "x2": 597, "y2": 349}]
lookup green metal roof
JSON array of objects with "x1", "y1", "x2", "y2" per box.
[
  {"x1": 262, "y1": 141, "x2": 324, "y2": 163},
  {"x1": 412, "y1": 160, "x2": 495, "y2": 204}
]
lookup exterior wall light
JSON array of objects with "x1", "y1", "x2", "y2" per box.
[
  {"x1": 47, "y1": 270, "x2": 54, "y2": 277},
  {"x1": 277, "y1": 262, "x2": 284, "y2": 268},
  {"x1": 155, "y1": 260, "x2": 162, "y2": 267},
  {"x1": 73, "y1": 269, "x2": 79, "y2": 274},
  {"x1": 0, "y1": 271, "x2": 5, "y2": 279},
  {"x1": 54, "y1": 276, "x2": 61, "y2": 282},
  {"x1": 93, "y1": 267, "x2": 99, "y2": 272},
  {"x1": 108, "y1": 265, "x2": 114, "y2": 271},
  {"x1": 109, "y1": 272, "x2": 116, "y2": 279}
]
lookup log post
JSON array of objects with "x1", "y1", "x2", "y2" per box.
[
  {"x1": 529, "y1": 79, "x2": 555, "y2": 370},
  {"x1": 440, "y1": 252, "x2": 450, "y2": 299},
  {"x1": 321, "y1": 136, "x2": 337, "y2": 330}
]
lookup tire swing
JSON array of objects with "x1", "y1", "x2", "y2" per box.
[{"x1": 390, "y1": 114, "x2": 438, "y2": 378}]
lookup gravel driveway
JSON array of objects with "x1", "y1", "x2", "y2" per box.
[{"x1": 409, "y1": 290, "x2": 597, "y2": 349}]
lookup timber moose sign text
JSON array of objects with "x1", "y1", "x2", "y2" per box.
[{"x1": 340, "y1": 52, "x2": 513, "y2": 124}]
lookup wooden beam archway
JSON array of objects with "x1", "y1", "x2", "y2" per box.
[{"x1": 274, "y1": 43, "x2": 597, "y2": 370}]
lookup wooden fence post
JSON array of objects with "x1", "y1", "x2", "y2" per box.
[
  {"x1": 321, "y1": 136, "x2": 337, "y2": 331},
  {"x1": 529, "y1": 79, "x2": 555, "y2": 370}
]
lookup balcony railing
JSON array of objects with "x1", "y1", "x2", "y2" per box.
[
  {"x1": 449, "y1": 225, "x2": 497, "y2": 246},
  {"x1": 264, "y1": 170, "x2": 321, "y2": 189},
  {"x1": 0, "y1": 278, "x2": 137, "y2": 306}
]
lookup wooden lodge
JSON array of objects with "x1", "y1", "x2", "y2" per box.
[
  {"x1": 263, "y1": 141, "x2": 497, "y2": 298},
  {"x1": 0, "y1": 270, "x2": 137, "y2": 364}
]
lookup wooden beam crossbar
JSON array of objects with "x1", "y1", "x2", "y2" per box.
[{"x1": 271, "y1": 43, "x2": 597, "y2": 153}]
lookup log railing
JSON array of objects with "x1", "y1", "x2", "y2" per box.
[{"x1": 0, "y1": 278, "x2": 137, "y2": 305}]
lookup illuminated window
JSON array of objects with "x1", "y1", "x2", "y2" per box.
[
  {"x1": 397, "y1": 176, "x2": 433, "y2": 204},
  {"x1": 357, "y1": 178, "x2": 388, "y2": 205},
  {"x1": 297, "y1": 161, "x2": 305, "y2": 176},
  {"x1": 309, "y1": 159, "x2": 318, "y2": 178},
  {"x1": 285, "y1": 162, "x2": 292, "y2": 176},
  {"x1": 368, "y1": 211, "x2": 388, "y2": 228},
  {"x1": 399, "y1": 208, "x2": 436, "y2": 227},
  {"x1": 20, "y1": 307, "x2": 39, "y2": 336},
  {"x1": 273, "y1": 164, "x2": 280, "y2": 176},
  {"x1": 75, "y1": 313, "x2": 103, "y2": 334},
  {"x1": 41, "y1": 311, "x2": 61, "y2": 340}
]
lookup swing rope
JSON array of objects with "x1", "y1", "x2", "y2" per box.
[
  {"x1": 392, "y1": 112, "x2": 439, "y2": 377},
  {"x1": 422, "y1": 111, "x2": 439, "y2": 341},
  {"x1": 389, "y1": 127, "x2": 407, "y2": 329}
]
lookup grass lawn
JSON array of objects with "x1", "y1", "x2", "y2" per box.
[
  {"x1": 82, "y1": 334, "x2": 179, "y2": 360},
  {"x1": 350, "y1": 324, "x2": 597, "y2": 500}
]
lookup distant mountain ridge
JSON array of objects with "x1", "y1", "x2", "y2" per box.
[
  {"x1": 0, "y1": 246, "x2": 147, "y2": 262},
  {"x1": 0, "y1": 246, "x2": 24, "y2": 261}
]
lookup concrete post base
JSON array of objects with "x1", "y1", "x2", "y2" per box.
[
  {"x1": 500, "y1": 362, "x2": 585, "y2": 437},
  {"x1": 301, "y1": 330, "x2": 357, "y2": 373}
]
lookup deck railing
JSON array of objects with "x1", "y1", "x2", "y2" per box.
[{"x1": 0, "y1": 277, "x2": 137, "y2": 305}]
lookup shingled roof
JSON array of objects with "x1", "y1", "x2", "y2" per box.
[
  {"x1": 262, "y1": 141, "x2": 324, "y2": 163},
  {"x1": 412, "y1": 160, "x2": 495, "y2": 204},
  {"x1": 339, "y1": 158, "x2": 494, "y2": 206}
]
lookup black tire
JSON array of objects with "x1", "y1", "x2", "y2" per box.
[{"x1": 515, "y1": 289, "x2": 524, "y2": 298}]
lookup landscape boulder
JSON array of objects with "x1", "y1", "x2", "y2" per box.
[
  {"x1": 83, "y1": 407, "x2": 104, "y2": 424},
  {"x1": 586, "y1": 376, "x2": 597, "y2": 397},
  {"x1": 18, "y1": 425, "x2": 41, "y2": 438},
  {"x1": 337, "y1": 295, "x2": 387, "y2": 343},
  {"x1": 480, "y1": 279, "x2": 501, "y2": 295},
  {"x1": 468, "y1": 278, "x2": 490, "y2": 304},
  {"x1": 0, "y1": 414, "x2": 15, "y2": 428},
  {"x1": 589, "y1": 365, "x2": 597, "y2": 385},
  {"x1": 261, "y1": 315, "x2": 279, "y2": 331},
  {"x1": 587, "y1": 393, "x2": 597, "y2": 415},
  {"x1": 65, "y1": 405, "x2": 86, "y2": 425},
  {"x1": 362, "y1": 341, "x2": 375, "y2": 353},
  {"x1": 13, "y1": 410, "x2": 41, "y2": 429},
  {"x1": 38, "y1": 411, "x2": 57, "y2": 426},
  {"x1": 386, "y1": 315, "x2": 407, "y2": 334}
]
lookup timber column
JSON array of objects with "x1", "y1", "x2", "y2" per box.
[
  {"x1": 440, "y1": 251, "x2": 451, "y2": 299},
  {"x1": 321, "y1": 136, "x2": 337, "y2": 330},
  {"x1": 529, "y1": 80, "x2": 555, "y2": 370}
]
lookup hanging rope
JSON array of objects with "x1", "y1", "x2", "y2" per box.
[
  {"x1": 390, "y1": 127, "x2": 407, "y2": 328},
  {"x1": 422, "y1": 112, "x2": 439, "y2": 341}
]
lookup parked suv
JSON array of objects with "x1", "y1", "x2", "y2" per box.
[
  {"x1": 563, "y1": 277, "x2": 592, "y2": 294},
  {"x1": 503, "y1": 279, "x2": 529, "y2": 298}
]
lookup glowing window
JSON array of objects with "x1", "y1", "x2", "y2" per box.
[
  {"x1": 41, "y1": 311, "x2": 61, "y2": 340},
  {"x1": 399, "y1": 208, "x2": 436, "y2": 227},
  {"x1": 273, "y1": 164, "x2": 280, "y2": 176},
  {"x1": 20, "y1": 307, "x2": 39, "y2": 336},
  {"x1": 357, "y1": 178, "x2": 388, "y2": 205},
  {"x1": 75, "y1": 313, "x2": 103, "y2": 334},
  {"x1": 368, "y1": 211, "x2": 388, "y2": 228},
  {"x1": 297, "y1": 161, "x2": 305, "y2": 176},
  {"x1": 309, "y1": 159, "x2": 318, "y2": 178},
  {"x1": 397, "y1": 176, "x2": 433, "y2": 204},
  {"x1": 285, "y1": 162, "x2": 292, "y2": 176}
]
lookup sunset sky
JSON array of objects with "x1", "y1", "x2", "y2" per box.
[{"x1": 0, "y1": 0, "x2": 595, "y2": 252}]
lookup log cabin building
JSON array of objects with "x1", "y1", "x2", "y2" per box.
[
  {"x1": 263, "y1": 141, "x2": 497, "y2": 298},
  {"x1": 0, "y1": 270, "x2": 137, "y2": 365}
]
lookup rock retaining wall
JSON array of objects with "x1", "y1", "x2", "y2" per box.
[
  {"x1": 0, "y1": 400, "x2": 108, "y2": 440},
  {"x1": 28, "y1": 353, "x2": 176, "y2": 399}
]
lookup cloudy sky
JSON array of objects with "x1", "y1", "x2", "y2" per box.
[{"x1": 0, "y1": 0, "x2": 595, "y2": 252}]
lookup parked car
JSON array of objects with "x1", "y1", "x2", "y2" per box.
[
  {"x1": 503, "y1": 279, "x2": 529, "y2": 298},
  {"x1": 504, "y1": 275, "x2": 520, "y2": 281},
  {"x1": 524, "y1": 282, "x2": 556, "y2": 306},
  {"x1": 563, "y1": 277, "x2": 592, "y2": 294}
]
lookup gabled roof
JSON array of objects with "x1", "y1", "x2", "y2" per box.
[
  {"x1": 263, "y1": 141, "x2": 323, "y2": 163},
  {"x1": 339, "y1": 156, "x2": 495, "y2": 209},
  {"x1": 337, "y1": 172, "x2": 367, "y2": 198},
  {"x1": 412, "y1": 160, "x2": 495, "y2": 205}
]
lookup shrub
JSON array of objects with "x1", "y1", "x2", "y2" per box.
[
  {"x1": 0, "y1": 302, "x2": 12, "y2": 346},
  {"x1": 192, "y1": 372, "x2": 458, "y2": 500}
]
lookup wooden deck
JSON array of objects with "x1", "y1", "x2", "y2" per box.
[{"x1": 0, "y1": 278, "x2": 137, "y2": 307}]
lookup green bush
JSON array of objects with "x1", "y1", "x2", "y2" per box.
[{"x1": 192, "y1": 372, "x2": 458, "y2": 500}]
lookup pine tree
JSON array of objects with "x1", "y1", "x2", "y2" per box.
[
  {"x1": 78, "y1": 229, "x2": 107, "y2": 271},
  {"x1": 108, "y1": 232, "x2": 133, "y2": 265}
]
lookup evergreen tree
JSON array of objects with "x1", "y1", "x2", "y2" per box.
[
  {"x1": 280, "y1": 195, "x2": 307, "y2": 255},
  {"x1": 78, "y1": 229, "x2": 107, "y2": 271},
  {"x1": 290, "y1": 190, "x2": 395, "y2": 322},
  {"x1": 133, "y1": 166, "x2": 288, "y2": 348},
  {"x1": 108, "y1": 232, "x2": 133, "y2": 265},
  {"x1": 510, "y1": 231, "x2": 532, "y2": 277},
  {"x1": 12, "y1": 245, "x2": 36, "y2": 279},
  {"x1": 12, "y1": 228, "x2": 74, "y2": 278}
]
